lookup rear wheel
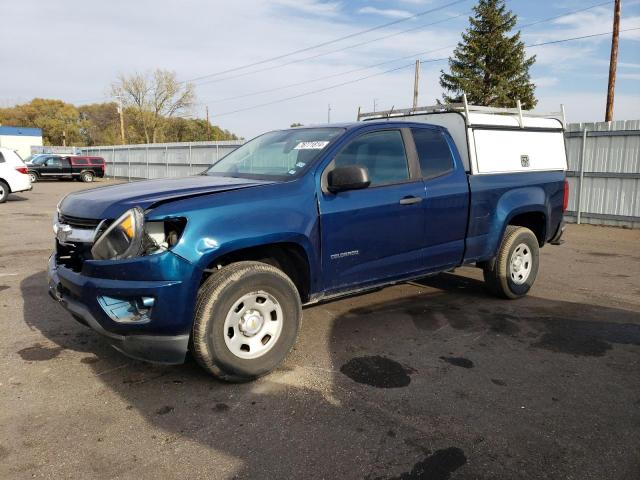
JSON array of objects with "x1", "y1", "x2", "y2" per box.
[
  {"x1": 192, "y1": 261, "x2": 302, "y2": 382},
  {"x1": 483, "y1": 226, "x2": 539, "y2": 299},
  {"x1": 0, "y1": 181, "x2": 8, "y2": 203},
  {"x1": 80, "y1": 171, "x2": 94, "y2": 183}
]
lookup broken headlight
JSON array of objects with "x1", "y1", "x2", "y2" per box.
[
  {"x1": 91, "y1": 208, "x2": 187, "y2": 261},
  {"x1": 91, "y1": 208, "x2": 145, "y2": 260}
]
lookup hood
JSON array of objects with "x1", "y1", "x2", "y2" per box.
[{"x1": 59, "y1": 175, "x2": 274, "y2": 219}]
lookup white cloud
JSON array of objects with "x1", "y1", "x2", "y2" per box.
[
  {"x1": 536, "y1": 92, "x2": 640, "y2": 123},
  {"x1": 619, "y1": 73, "x2": 640, "y2": 80},
  {"x1": 358, "y1": 7, "x2": 414, "y2": 19},
  {"x1": 532, "y1": 76, "x2": 559, "y2": 88},
  {"x1": 0, "y1": 0, "x2": 636, "y2": 139},
  {"x1": 271, "y1": 0, "x2": 342, "y2": 17}
]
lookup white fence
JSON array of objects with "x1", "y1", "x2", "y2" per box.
[{"x1": 78, "y1": 122, "x2": 640, "y2": 228}]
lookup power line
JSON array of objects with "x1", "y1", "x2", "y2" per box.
[
  {"x1": 201, "y1": 45, "x2": 455, "y2": 105},
  {"x1": 211, "y1": 62, "x2": 419, "y2": 118},
  {"x1": 518, "y1": 0, "x2": 612, "y2": 29},
  {"x1": 210, "y1": 27, "x2": 640, "y2": 119},
  {"x1": 185, "y1": 0, "x2": 471, "y2": 83},
  {"x1": 200, "y1": 0, "x2": 621, "y2": 106},
  {"x1": 525, "y1": 27, "x2": 639, "y2": 48},
  {"x1": 192, "y1": 11, "x2": 470, "y2": 88},
  {"x1": 193, "y1": 0, "x2": 610, "y2": 88}
]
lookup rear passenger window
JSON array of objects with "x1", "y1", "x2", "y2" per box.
[
  {"x1": 411, "y1": 128, "x2": 454, "y2": 179},
  {"x1": 90, "y1": 158, "x2": 104, "y2": 165},
  {"x1": 333, "y1": 130, "x2": 409, "y2": 186}
]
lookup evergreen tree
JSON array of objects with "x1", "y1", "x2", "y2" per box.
[{"x1": 440, "y1": 0, "x2": 537, "y2": 108}]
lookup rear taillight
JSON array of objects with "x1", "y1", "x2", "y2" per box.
[
  {"x1": 563, "y1": 180, "x2": 569, "y2": 212},
  {"x1": 15, "y1": 167, "x2": 28, "y2": 175}
]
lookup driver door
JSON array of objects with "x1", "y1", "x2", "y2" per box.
[
  {"x1": 42, "y1": 156, "x2": 63, "y2": 177},
  {"x1": 318, "y1": 128, "x2": 426, "y2": 291}
]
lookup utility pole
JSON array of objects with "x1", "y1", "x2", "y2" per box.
[
  {"x1": 373, "y1": 98, "x2": 379, "y2": 112},
  {"x1": 327, "y1": 104, "x2": 332, "y2": 123},
  {"x1": 206, "y1": 106, "x2": 212, "y2": 141},
  {"x1": 605, "y1": 0, "x2": 621, "y2": 122},
  {"x1": 413, "y1": 59, "x2": 420, "y2": 109},
  {"x1": 116, "y1": 96, "x2": 126, "y2": 145}
]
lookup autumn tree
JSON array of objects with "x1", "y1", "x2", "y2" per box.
[
  {"x1": 0, "y1": 98, "x2": 85, "y2": 145},
  {"x1": 78, "y1": 102, "x2": 121, "y2": 146},
  {"x1": 440, "y1": 0, "x2": 537, "y2": 108},
  {"x1": 112, "y1": 69, "x2": 196, "y2": 143}
]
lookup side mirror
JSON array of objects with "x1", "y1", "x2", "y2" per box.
[{"x1": 327, "y1": 165, "x2": 371, "y2": 193}]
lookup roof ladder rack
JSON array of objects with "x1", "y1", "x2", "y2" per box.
[{"x1": 357, "y1": 96, "x2": 566, "y2": 128}]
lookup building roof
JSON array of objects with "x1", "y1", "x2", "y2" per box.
[{"x1": 0, "y1": 126, "x2": 43, "y2": 137}]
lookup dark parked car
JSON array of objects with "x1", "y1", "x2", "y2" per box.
[{"x1": 28, "y1": 155, "x2": 105, "y2": 183}]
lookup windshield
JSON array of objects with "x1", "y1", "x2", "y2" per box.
[
  {"x1": 206, "y1": 127, "x2": 344, "y2": 180},
  {"x1": 30, "y1": 156, "x2": 47, "y2": 165}
]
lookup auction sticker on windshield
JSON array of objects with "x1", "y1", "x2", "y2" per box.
[{"x1": 294, "y1": 141, "x2": 329, "y2": 150}]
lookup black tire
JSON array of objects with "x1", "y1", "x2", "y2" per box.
[
  {"x1": 483, "y1": 226, "x2": 539, "y2": 299},
  {"x1": 192, "y1": 261, "x2": 302, "y2": 382},
  {"x1": 28, "y1": 171, "x2": 38, "y2": 183},
  {"x1": 0, "y1": 180, "x2": 8, "y2": 203},
  {"x1": 80, "y1": 171, "x2": 94, "y2": 183}
]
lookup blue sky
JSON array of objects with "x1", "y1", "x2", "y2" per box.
[{"x1": 1, "y1": 0, "x2": 639, "y2": 138}]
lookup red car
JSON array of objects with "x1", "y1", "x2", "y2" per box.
[{"x1": 28, "y1": 155, "x2": 105, "y2": 183}]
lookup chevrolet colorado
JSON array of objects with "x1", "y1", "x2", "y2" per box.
[{"x1": 48, "y1": 105, "x2": 567, "y2": 381}]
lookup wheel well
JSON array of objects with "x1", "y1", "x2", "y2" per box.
[
  {"x1": 203, "y1": 242, "x2": 311, "y2": 302},
  {"x1": 0, "y1": 178, "x2": 9, "y2": 192},
  {"x1": 509, "y1": 212, "x2": 546, "y2": 246}
]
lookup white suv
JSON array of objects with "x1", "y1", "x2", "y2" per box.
[{"x1": 0, "y1": 147, "x2": 32, "y2": 203}]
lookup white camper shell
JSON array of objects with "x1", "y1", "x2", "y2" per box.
[{"x1": 358, "y1": 97, "x2": 568, "y2": 175}]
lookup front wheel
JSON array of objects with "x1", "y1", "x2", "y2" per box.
[
  {"x1": 28, "y1": 172, "x2": 38, "y2": 183},
  {"x1": 483, "y1": 226, "x2": 540, "y2": 299},
  {"x1": 192, "y1": 261, "x2": 302, "y2": 382}
]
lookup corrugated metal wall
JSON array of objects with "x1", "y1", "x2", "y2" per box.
[
  {"x1": 565, "y1": 120, "x2": 640, "y2": 228},
  {"x1": 81, "y1": 122, "x2": 640, "y2": 228},
  {"x1": 80, "y1": 141, "x2": 244, "y2": 180}
]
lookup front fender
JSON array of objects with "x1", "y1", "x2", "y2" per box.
[{"x1": 146, "y1": 176, "x2": 322, "y2": 293}]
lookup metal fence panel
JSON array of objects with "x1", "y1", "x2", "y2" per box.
[
  {"x1": 81, "y1": 141, "x2": 244, "y2": 182},
  {"x1": 564, "y1": 120, "x2": 640, "y2": 228}
]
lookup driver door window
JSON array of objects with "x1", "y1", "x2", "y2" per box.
[
  {"x1": 333, "y1": 130, "x2": 409, "y2": 186},
  {"x1": 46, "y1": 157, "x2": 62, "y2": 167}
]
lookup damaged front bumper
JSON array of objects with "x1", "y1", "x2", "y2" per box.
[{"x1": 47, "y1": 253, "x2": 197, "y2": 364}]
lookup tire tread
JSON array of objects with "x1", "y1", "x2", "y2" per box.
[{"x1": 192, "y1": 261, "x2": 301, "y2": 382}]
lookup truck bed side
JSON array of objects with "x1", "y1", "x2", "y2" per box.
[{"x1": 464, "y1": 171, "x2": 565, "y2": 263}]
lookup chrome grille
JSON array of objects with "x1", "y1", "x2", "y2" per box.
[{"x1": 59, "y1": 214, "x2": 101, "y2": 229}]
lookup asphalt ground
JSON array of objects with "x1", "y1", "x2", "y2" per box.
[{"x1": 1, "y1": 179, "x2": 639, "y2": 479}]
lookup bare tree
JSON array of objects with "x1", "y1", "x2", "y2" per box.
[{"x1": 112, "y1": 69, "x2": 196, "y2": 143}]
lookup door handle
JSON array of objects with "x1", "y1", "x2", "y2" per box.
[{"x1": 399, "y1": 196, "x2": 422, "y2": 205}]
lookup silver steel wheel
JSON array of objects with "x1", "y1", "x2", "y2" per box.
[
  {"x1": 29, "y1": 172, "x2": 37, "y2": 183},
  {"x1": 509, "y1": 242, "x2": 532, "y2": 285},
  {"x1": 223, "y1": 290, "x2": 284, "y2": 360},
  {"x1": 82, "y1": 172, "x2": 93, "y2": 182},
  {"x1": 0, "y1": 184, "x2": 5, "y2": 197}
]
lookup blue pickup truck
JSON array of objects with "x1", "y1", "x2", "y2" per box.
[{"x1": 49, "y1": 107, "x2": 568, "y2": 381}]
